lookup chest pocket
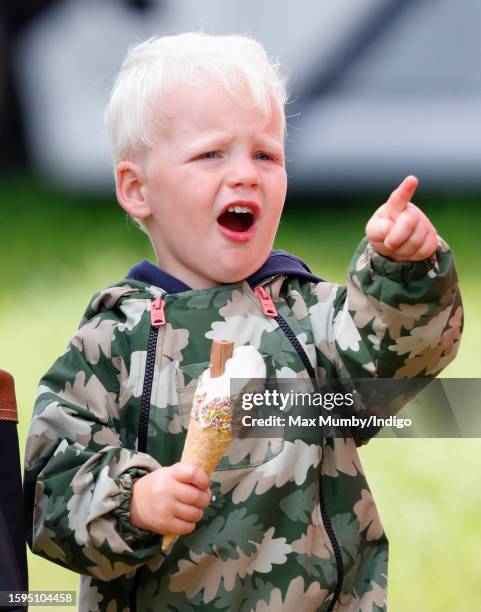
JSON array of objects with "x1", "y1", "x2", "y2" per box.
[{"x1": 175, "y1": 357, "x2": 284, "y2": 470}]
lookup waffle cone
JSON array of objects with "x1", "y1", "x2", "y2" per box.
[
  {"x1": 161, "y1": 339, "x2": 234, "y2": 552},
  {"x1": 161, "y1": 419, "x2": 232, "y2": 551},
  {"x1": 180, "y1": 418, "x2": 233, "y2": 474}
]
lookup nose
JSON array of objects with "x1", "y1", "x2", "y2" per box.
[{"x1": 226, "y1": 157, "x2": 261, "y2": 189}]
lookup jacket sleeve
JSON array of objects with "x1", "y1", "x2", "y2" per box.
[
  {"x1": 307, "y1": 235, "x2": 463, "y2": 443},
  {"x1": 330, "y1": 235, "x2": 463, "y2": 380},
  {"x1": 24, "y1": 312, "x2": 165, "y2": 581}
]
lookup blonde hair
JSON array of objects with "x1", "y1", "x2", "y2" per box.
[{"x1": 104, "y1": 32, "x2": 288, "y2": 167}]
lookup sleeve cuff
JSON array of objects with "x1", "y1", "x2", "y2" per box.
[
  {"x1": 113, "y1": 469, "x2": 161, "y2": 546},
  {"x1": 367, "y1": 237, "x2": 444, "y2": 283}
]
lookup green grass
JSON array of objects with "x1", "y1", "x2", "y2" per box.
[{"x1": 1, "y1": 175, "x2": 480, "y2": 610}]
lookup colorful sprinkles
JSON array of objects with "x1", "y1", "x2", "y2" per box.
[{"x1": 192, "y1": 395, "x2": 232, "y2": 431}]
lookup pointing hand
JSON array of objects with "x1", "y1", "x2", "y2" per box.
[{"x1": 365, "y1": 175, "x2": 437, "y2": 261}]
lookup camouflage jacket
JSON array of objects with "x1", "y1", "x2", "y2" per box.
[{"x1": 24, "y1": 238, "x2": 462, "y2": 612}]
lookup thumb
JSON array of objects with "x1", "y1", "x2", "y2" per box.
[{"x1": 385, "y1": 175, "x2": 419, "y2": 219}]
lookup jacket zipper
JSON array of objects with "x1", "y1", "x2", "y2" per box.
[
  {"x1": 130, "y1": 298, "x2": 166, "y2": 612},
  {"x1": 132, "y1": 291, "x2": 343, "y2": 611},
  {"x1": 255, "y1": 285, "x2": 344, "y2": 612},
  {"x1": 138, "y1": 298, "x2": 165, "y2": 450}
]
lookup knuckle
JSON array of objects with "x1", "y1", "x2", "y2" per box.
[
  {"x1": 199, "y1": 466, "x2": 209, "y2": 481},
  {"x1": 192, "y1": 488, "x2": 205, "y2": 506},
  {"x1": 171, "y1": 462, "x2": 183, "y2": 476},
  {"x1": 181, "y1": 522, "x2": 196, "y2": 535},
  {"x1": 178, "y1": 462, "x2": 196, "y2": 479},
  {"x1": 400, "y1": 213, "x2": 416, "y2": 231},
  {"x1": 365, "y1": 216, "x2": 376, "y2": 233},
  {"x1": 408, "y1": 216, "x2": 419, "y2": 232},
  {"x1": 186, "y1": 464, "x2": 197, "y2": 480},
  {"x1": 183, "y1": 505, "x2": 201, "y2": 522},
  {"x1": 197, "y1": 497, "x2": 208, "y2": 510},
  {"x1": 182, "y1": 485, "x2": 197, "y2": 506},
  {"x1": 415, "y1": 246, "x2": 430, "y2": 259},
  {"x1": 386, "y1": 234, "x2": 400, "y2": 248},
  {"x1": 183, "y1": 461, "x2": 195, "y2": 473},
  {"x1": 410, "y1": 234, "x2": 424, "y2": 249}
]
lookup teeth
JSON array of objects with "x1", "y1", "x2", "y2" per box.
[{"x1": 227, "y1": 206, "x2": 253, "y2": 214}]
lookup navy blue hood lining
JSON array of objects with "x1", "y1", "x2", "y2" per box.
[{"x1": 126, "y1": 249, "x2": 322, "y2": 293}]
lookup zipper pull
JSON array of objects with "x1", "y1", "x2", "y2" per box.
[
  {"x1": 255, "y1": 286, "x2": 277, "y2": 317},
  {"x1": 151, "y1": 297, "x2": 166, "y2": 326}
]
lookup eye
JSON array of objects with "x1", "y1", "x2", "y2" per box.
[
  {"x1": 254, "y1": 152, "x2": 273, "y2": 161},
  {"x1": 198, "y1": 151, "x2": 221, "y2": 160}
]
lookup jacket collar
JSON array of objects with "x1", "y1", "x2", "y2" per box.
[{"x1": 126, "y1": 249, "x2": 321, "y2": 293}]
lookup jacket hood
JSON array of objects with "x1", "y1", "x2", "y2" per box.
[
  {"x1": 82, "y1": 250, "x2": 321, "y2": 320},
  {"x1": 126, "y1": 249, "x2": 322, "y2": 293}
]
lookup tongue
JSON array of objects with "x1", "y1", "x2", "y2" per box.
[{"x1": 218, "y1": 211, "x2": 248, "y2": 233}]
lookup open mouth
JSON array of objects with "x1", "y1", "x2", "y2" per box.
[{"x1": 217, "y1": 206, "x2": 255, "y2": 233}]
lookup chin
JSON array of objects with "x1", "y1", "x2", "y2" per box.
[
  {"x1": 206, "y1": 247, "x2": 269, "y2": 285},
  {"x1": 216, "y1": 264, "x2": 261, "y2": 284},
  {"x1": 213, "y1": 270, "x2": 249, "y2": 284}
]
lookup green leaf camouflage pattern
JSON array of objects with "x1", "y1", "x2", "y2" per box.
[{"x1": 24, "y1": 238, "x2": 463, "y2": 611}]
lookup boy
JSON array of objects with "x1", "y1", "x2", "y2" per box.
[{"x1": 24, "y1": 33, "x2": 462, "y2": 611}]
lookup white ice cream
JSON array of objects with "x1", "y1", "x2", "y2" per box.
[{"x1": 196, "y1": 345, "x2": 266, "y2": 404}]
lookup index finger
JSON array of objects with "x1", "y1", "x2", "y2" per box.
[
  {"x1": 172, "y1": 462, "x2": 210, "y2": 490},
  {"x1": 174, "y1": 482, "x2": 212, "y2": 508},
  {"x1": 386, "y1": 175, "x2": 419, "y2": 218}
]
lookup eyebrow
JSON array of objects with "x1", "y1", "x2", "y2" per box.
[
  {"x1": 185, "y1": 132, "x2": 232, "y2": 153},
  {"x1": 185, "y1": 131, "x2": 284, "y2": 154}
]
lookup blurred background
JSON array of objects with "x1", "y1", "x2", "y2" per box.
[{"x1": 1, "y1": 1, "x2": 480, "y2": 610}]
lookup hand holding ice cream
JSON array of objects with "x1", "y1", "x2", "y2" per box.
[
  {"x1": 129, "y1": 462, "x2": 211, "y2": 538},
  {"x1": 161, "y1": 341, "x2": 266, "y2": 550}
]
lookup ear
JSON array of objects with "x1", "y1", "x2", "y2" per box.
[{"x1": 115, "y1": 161, "x2": 151, "y2": 219}]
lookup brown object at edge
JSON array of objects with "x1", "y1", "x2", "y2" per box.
[{"x1": 0, "y1": 370, "x2": 18, "y2": 422}]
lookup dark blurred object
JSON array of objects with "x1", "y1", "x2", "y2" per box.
[
  {"x1": 0, "y1": 1, "x2": 61, "y2": 169},
  {"x1": 0, "y1": 370, "x2": 28, "y2": 610},
  {"x1": 125, "y1": 0, "x2": 155, "y2": 10}
]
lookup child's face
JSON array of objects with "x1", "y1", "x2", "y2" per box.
[{"x1": 138, "y1": 79, "x2": 287, "y2": 289}]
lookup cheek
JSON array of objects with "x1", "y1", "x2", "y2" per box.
[
  {"x1": 269, "y1": 166, "x2": 287, "y2": 193},
  {"x1": 279, "y1": 171, "x2": 288, "y2": 199},
  {"x1": 269, "y1": 172, "x2": 287, "y2": 211},
  {"x1": 178, "y1": 173, "x2": 219, "y2": 211}
]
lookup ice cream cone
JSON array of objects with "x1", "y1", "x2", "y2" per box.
[
  {"x1": 180, "y1": 419, "x2": 232, "y2": 473},
  {"x1": 161, "y1": 340, "x2": 234, "y2": 552}
]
